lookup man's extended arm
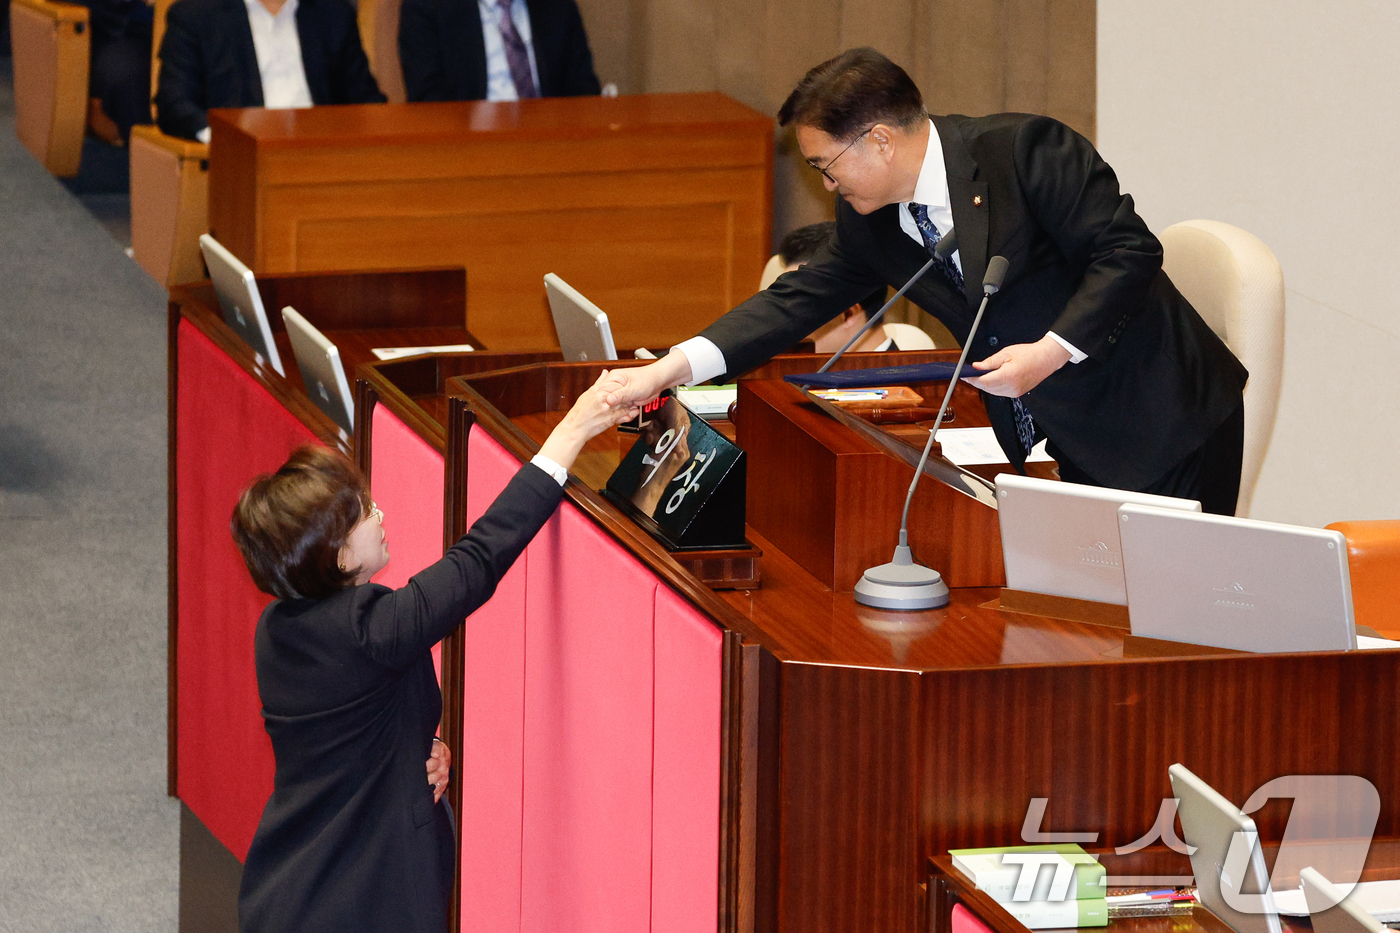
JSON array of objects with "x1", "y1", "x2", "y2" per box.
[{"x1": 154, "y1": 3, "x2": 211, "y2": 140}]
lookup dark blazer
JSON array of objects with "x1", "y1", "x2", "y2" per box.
[
  {"x1": 702, "y1": 114, "x2": 1248, "y2": 491},
  {"x1": 398, "y1": 0, "x2": 600, "y2": 102},
  {"x1": 238, "y1": 464, "x2": 562, "y2": 933},
  {"x1": 155, "y1": 0, "x2": 385, "y2": 140}
]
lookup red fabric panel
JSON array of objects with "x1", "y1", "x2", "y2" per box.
[
  {"x1": 953, "y1": 903, "x2": 997, "y2": 933},
  {"x1": 176, "y1": 322, "x2": 312, "y2": 861},
  {"x1": 368, "y1": 405, "x2": 446, "y2": 680},
  {"x1": 650, "y1": 586, "x2": 723, "y2": 933},
  {"x1": 520, "y1": 503, "x2": 658, "y2": 933},
  {"x1": 458, "y1": 428, "x2": 530, "y2": 933}
]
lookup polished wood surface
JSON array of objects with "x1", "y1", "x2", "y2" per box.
[
  {"x1": 206, "y1": 93, "x2": 773, "y2": 351},
  {"x1": 357, "y1": 350, "x2": 1400, "y2": 933}
]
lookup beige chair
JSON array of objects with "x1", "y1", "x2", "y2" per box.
[
  {"x1": 358, "y1": 0, "x2": 406, "y2": 104},
  {"x1": 1159, "y1": 220, "x2": 1284, "y2": 517},
  {"x1": 129, "y1": 0, "x2": 210, "y2": 287},
  {"x1": 9, "y1": 0, "x2": 90, "y2": 176}
]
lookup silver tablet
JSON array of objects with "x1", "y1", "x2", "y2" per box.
[
  {"x1": 1119, "y1": 505, "x2": 1355, "y2": 652},
  {"x1": 545, "y1": 273, "x2": 618, "y2": 362},
  {"x1": 199, "y1": 234, "x2": 284, "y2": 376},
  {"x1": 995, "y1": 474, "x2": 1199, "y2": 605},
  {"x1": 281, "y1": 306, "x2": 354, "y2": 436},
  {"x1": 1169, "y1": 763, "x2": 1284, "y2": 933},
  {"x1": 1302, "y1": 868, "x2": 1390, "y2": 933}
]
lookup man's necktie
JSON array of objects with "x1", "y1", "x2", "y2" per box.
[
  {"x1": 497, "y1": 0, "x2": 539, "y2": 99},
  {"x1": 908, "y1": 203, "x2": 1037, "y2": 453},
  {"x1": 907, "y1": 202, "x2": 965, "y2": 294}
]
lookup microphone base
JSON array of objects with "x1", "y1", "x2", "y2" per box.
[{"x1": 853, "y1": 545, "x2": 950, "y2": 611}]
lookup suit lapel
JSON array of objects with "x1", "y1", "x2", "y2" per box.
[
  {"x1": 295, "y1": 1, "x2": 330, "y2": 104},
  {"x1": 933, "y1": 115, "x2": 988, "y2": 310},
  {"x1": 228, "y1": 0, "x2": 264, "y2": 106}
]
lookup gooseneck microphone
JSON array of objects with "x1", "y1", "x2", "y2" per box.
[
  {"x1": 816, "y1": 229, "x2": 959, "y2": 374},
  {"x1": 853, "y1": 254, "x2": 1010, "y2": 611}
]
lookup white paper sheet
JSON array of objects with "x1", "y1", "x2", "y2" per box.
[
  {"x1": 371, "y1": 344, "x2": 475, "y2": 360},
  {"x1": 935, "y1": 427, "x2": 1052, "y2": 466}
]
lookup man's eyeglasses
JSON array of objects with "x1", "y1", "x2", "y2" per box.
[{"x1": 809, "y1": 127, "x2": 873, "y2": 183}]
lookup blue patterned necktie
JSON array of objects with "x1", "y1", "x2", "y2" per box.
[
  {"x1": 907, "y1": 202, "x2": 965, "y2": 294},
  {"x1": 497, "y1": 0, "x2": 539, "y2": 99},
  {"x1": 909, "y1": 203, "x2": 1037, "y2": 453}
]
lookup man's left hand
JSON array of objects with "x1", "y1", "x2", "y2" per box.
[{"x1": 962, "y1": 335, "x2": 1072, "y2": 398}]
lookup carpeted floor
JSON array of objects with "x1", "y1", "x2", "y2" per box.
[{"x1": 0, "y1": 55, "x2": 179, "y2": 932}]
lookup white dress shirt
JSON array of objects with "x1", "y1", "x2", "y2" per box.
[
  {"x1": 529, "y1": 453, "x2": 569, "y2": 486},
  {"x1": 244, "y1": 0, "x2": 314, "y2": 109},
  {"x1": 477, "y1": 0, "x2": 540, "y2": 102},
  {"x1": 675, "y1": 119, "x2": 1084, "y2": 384}
]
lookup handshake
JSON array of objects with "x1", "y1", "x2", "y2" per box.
[{"x1": 536, "y1": 353, "x2": 692, "y2": 473}]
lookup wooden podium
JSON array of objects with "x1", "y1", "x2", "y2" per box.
[{"x1": 206, "y1": 93, "x2": 774, "y2": 352}]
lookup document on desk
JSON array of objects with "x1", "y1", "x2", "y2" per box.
[
  {"x1": 1271, "y1": 879, "x2": 1400, "y2": 918},
  {"x1": 1356, "y1": 635, "x2": 1400, "y2": 650},
  {"x1": 936, "y1": 428, "x2": 1052, "y2": 466},
  {"x1": 371, "y1": 345, "x2": 475, "y2": 360}
]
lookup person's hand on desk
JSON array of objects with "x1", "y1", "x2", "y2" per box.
[
  {"x1": 427, "y1": 737, "x2": 452, "y2": 804},
  {"x1": 537, "y1": 371, "x2": 642, "y2": 472},
  {"x1": 962, "y1": 335, "x2": 1071, "y2": 398},
  {"x1": 600, "y1": 352, "x2": 694, "y2": 409}
]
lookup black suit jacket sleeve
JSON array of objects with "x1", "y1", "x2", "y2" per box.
[
  {"x1": 154, "y1": 0, "x2": 219, "y2": 139},
  {"x1": 349, "y1": 463, "x2": 562, "y2": 671},
  {"x1": 697, "y1": 230, "x2": 885, "y2": 381},
  {"x1": 301, "y1": 0, "x2": 386, "y2": 107},
  {"x1": 1011, "y1": 116, "x2": 1161, "y2": 363}
]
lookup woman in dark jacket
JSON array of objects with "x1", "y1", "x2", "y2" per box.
[{"x1": 229, "y1": 374, "x2": 633, "y2": 933}]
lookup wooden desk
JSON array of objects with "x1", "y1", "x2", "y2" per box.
[
  {"x1": 420, "y1": 361, "x2": 1400, "y2": 933},
  {"x1": 206, "y1": 94, "x2": 774, "y2": 352}
]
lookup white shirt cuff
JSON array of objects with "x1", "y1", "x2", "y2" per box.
[
  {"x1": 672, "y1": 337, "x2": 727, "y2": 385},
  {"x1": 529, "y1": 454, "x2": 569, "y2": 487},
  {"x1": 196, "y1": 126, "x2": 211, "y2": 144},
  {"x1": 1046, "y1": 331, "x2": 1087, "y2": 364}
]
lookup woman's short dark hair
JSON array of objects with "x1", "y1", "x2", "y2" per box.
[
  {"x1": 231, "y1": 445, "x2": 370, "y2": 600},
  {"x1": 777, "y1": 48, "x2": 927, "y2": 141}
]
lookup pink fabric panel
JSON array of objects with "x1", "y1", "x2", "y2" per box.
[
  {"x1": 368, "y1": 405, "x2": 446, "y2": 679},
  {"x1": 458, "y1": 428, "x2": 531, "y2": 933},
  {"x1": 650, "y1": 586, "x2": 723, "y2": 933},
  {"x1": 520, "y1": 503, "x2": 658, "y2": 933},
  {"x1": 176, "y1": 322, "x2": 310, "y2": 860},
  {"x1": 952, "y1": 904, "x2": 997, "y2": 933}
]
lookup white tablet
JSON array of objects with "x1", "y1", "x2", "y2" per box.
[
  {"x1": 545, "y1": 273, "x2": 618, "y2": 362},
  {"x1": 996, "y1": 474, "x2": 1199, "y2": 605},
  {"x1": 281, "y1": 306, "x2": 354, "y2": 436},
  {"x1": 199, "y1": 234, "x2": 284, "y2": 376},
  {"x1": 1119, "y1": 505, "x2": 1355, "y2": 652}
]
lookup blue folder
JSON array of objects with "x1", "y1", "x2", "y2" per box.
[{"x1": 782, "y1": 362, "x2": 972, "y2": 389}]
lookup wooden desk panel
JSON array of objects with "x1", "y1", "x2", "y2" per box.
[
  {"x1": 207, "y1": 94, "x2": 773, "y2": 352},
  {"x1": 357, "y1": 355, "x2": 1400, "y2": 933}
]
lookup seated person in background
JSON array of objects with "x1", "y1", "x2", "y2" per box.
[
  {"x1": 155, "y1": 0, "x2": 386, "y2": 142},
  {"x1": 78, "y1": 0, "x2": 154, "y2": 143},
  {"x1": 398, "y1": 0, "x2": 600, "y2": 102},
  {"x1": 768, "y1": 221, "x2": 920, "y2": 353}
]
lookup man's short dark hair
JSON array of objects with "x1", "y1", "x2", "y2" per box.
[
  {"x1": 778, "y1": 221, "x2": 837, "y2": 267},
  {"x1": 778, "y1": 221, "x2": 887, "y2": 313},
  {"x1": 231, "y1": 445, "x2": 371, "y2": 600},
  {"x1": 777, "y1": 48, "x2": 926, "y2": 141}
]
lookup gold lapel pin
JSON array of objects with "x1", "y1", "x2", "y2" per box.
[{"x1": 973, "y1": 195, "x2": 984, "y2": 206}]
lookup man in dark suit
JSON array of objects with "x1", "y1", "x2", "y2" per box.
[
  {"x1": 604, "y1": 48, "x2": 1248, "y2": 515},
  {"x1": 397, "y1": 0, "x2": 600, "y2": 102},
  {"x1": 155, "y1": 0, "x2": 385, "y2": 142}
]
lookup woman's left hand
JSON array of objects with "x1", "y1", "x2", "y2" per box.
[{"x1": 427, "y1": 738, "x2": 452, "y2": 804}]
